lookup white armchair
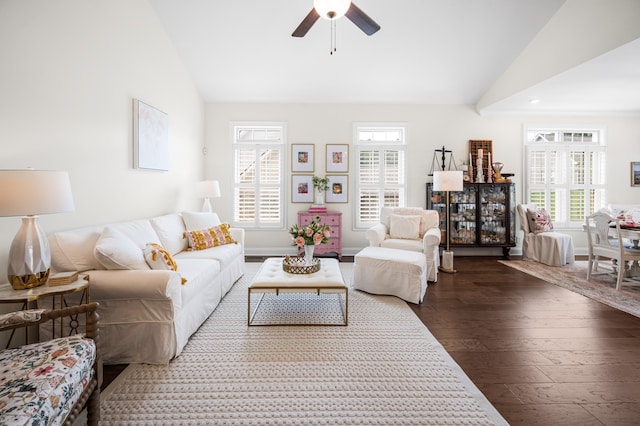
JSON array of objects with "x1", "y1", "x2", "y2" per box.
[{"x1": 365, "y1": 207, "x2": 441, "y2": 282}]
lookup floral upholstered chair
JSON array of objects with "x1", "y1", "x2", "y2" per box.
[{"x1": 0, "y1": 303, "x2": 100, "y2": 425}]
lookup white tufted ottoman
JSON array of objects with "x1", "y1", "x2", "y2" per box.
[
  {"x1": 248, "y1": 257, "x2": 348, "y2": 326},
  {"x1": 353, "y1": 247, "x2": 427, "y2": 304}
]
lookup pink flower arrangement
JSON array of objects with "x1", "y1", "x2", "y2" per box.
[{"x1": 288, "y1": 216, "x2": 331, "y2": 247}]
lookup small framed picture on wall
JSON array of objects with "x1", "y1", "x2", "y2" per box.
[
  {"x1": 326, "y1": 144, "x2": 349, "y2": 173},
  {"x1": 292, "y1": 144, "x2": 314, "y2": 173},
  {"x1": 631, "y1": 162, "x2": 640, "y2": 186},
  {"x1": 326, "y1": 175, "x2": 348, "y2": 203},
  {"x1": 292, "y1": 175, "x2": 314, "y2": 203}
]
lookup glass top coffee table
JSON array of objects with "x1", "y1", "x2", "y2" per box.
[{"x1": 248, "y1": 257, "x2": 348, "y2": 326}]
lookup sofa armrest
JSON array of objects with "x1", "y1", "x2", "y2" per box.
[
  {"x1": 230, "y1": 227, "x2": 245, "y2": 253},
  {"x1": 422, "y1": 227, "x2": 441, "y2": 250},
  {"x1": 366, "y1": 223, "x2": 388, "y2": 247},
  {"x1": 87, "y1": 269, "x2": 183, "y2": 309}
]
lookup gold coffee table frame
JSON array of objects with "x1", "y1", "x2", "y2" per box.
[{"x1": 248, "y1": 258, "x2": 348, "y2": 326}]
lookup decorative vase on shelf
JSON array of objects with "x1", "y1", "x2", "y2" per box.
[
  {"x1": 304, "y1": 244, "x2": 315, "y2": 265},
  {"x1": 315, "y1": 191, "x2": 325, "y2": 206}
]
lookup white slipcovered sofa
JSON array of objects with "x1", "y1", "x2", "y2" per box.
[
  {"x1": 365, "y1": 207, "x2": 441, "y2": 282},
  {"x1": 48, "y1": 211, "x2": 245, "y2": 365}
]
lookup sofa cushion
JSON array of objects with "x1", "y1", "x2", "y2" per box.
[
  {"x1": 143, "y1": 243, "x2": 187, "y2": 284},
  {"x1": 108, "y1": 219, "x2": 160, "y2": 249},
  {"x1": 381, "y1": 207, "x2": 436, "y2": 238},
  {"x1": 150, "y1": 214, "x2": 188, "y2": 255},
  {"x1": 49, "y1": 226, "x2": 104, "y2": 272},
  {"x1": 181, "y1": 211, "x2": 221, "y2": 230},
  {"x1": 176, "y1": 258, "x2": 222, "y2": 303},
  {"x1": 94, "y1": 227, "x2": 150, "y2": 270},
  {"x1": 526, "y1": 207, "x2": 554, "y2": 234},
  {"x1": 184, "y1": 224, "x2": 237, "y2": 250},
  {"x1": 389, "y1": 214, "x2": 421, "y2": 239},
  {"x1": 175, "y1": 242, "x2": 242, "y2": 270},
  {"x1": 380, "y1": 238, "x2": 423, "y2": 253}
]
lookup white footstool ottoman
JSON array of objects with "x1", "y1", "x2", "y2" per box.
[{"x1": 353, "y1": 247, "x2": 427, "y2": 304}]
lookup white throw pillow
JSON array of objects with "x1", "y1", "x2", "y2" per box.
[
  {"x1": 389, "y1": 214, "x2": 421, "y2": 239},
  {"x1": 181, "y1": 211, "x2": 221, "y2": 230},
  {"x1": 94, "y1": 227, "x2": 149, "y2": 270}
]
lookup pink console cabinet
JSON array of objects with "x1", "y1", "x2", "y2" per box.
[{"x1": 297, "y1": 210, "x2": 342, "y2": 260}]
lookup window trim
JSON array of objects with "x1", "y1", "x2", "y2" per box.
[
  {"x1": 353, "y1": 122, "x2": 408, "y2": 230},
  {"x1": 523, "y1": 125, "x2": 607, "y2": 230},
  {"x1": 230, "y1": 121, "x2": 287, "y2": 229}
]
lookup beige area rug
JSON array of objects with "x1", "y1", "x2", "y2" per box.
[
  {"x1": 499, "y1": 259, "x2": 640, "y2": 318},
  {"x1": 100, "y1": 262, "x2": 507, "y2": 425}
]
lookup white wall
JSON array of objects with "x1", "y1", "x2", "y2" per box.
[
  {"x1": 0, "y1": 1, "x2": 205, "y2": 280},
  {"x1": 206, "y1": 103, "x2": 640, "y2": 256}
]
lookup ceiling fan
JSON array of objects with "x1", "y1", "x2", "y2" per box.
[{"x1": 292, "y1": 0, "x2": 381, "y2": 38}]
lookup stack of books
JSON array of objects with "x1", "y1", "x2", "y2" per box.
[
  {"x1": 49, "y1": 271, "x2": 79, "y2": 286},
  {"x1": 309, "y1": 204, "x2": 327, "y2": 213}
]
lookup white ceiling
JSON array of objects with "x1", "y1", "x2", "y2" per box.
[{"x1": 149, "y1": 0, "x2": 640, "y2": 115}]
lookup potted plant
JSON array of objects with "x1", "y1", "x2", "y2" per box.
[{"x1": 312, "y1": 176, "x2": 329, "y2": 205}]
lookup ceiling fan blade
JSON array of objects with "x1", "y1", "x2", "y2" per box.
[
  {"x1": 292, "y1": 8, "x2": 320, "y2": 37},
  {"x1": 345, "y1": 2, "x2": 380, "y2": 36}
]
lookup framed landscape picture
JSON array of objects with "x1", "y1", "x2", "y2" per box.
[
  {"x1": 292, "y1": 144, "x2": 314, "y2": 173},
  {"x1": 326, "y1": 175, "x2": 348, "y2": 203},
  {"x1": 326, "y1": 144, "x2": 349, "y2": 173},
  {"x1": 632, "y1": 162, "x2": 640, "y2": 186},
  {"x1": 292, "y1": 175, "x2": 314, "y2": 203}
]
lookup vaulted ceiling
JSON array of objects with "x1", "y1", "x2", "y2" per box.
[{"x1": 149, "y1": 0, "x2": 640, "y2": 115}]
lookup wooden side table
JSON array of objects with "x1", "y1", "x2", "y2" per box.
[{"x1": 0, "y1": 275, "x2": 90, "y2": 346}]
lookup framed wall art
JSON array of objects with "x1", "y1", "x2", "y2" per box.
[
  {"x1": 326, "y1": 175, "x2": 348, "y2": 203},
  {"x1": 133, "y1": 99, "x2": 169, "y2": 171},
  {"x1": 631, "y1": 162, "x2": 640, "y2": 186},
  {"x1": 292, "y1": 175, "x2": 314, "y2": 203},
  {"x1": 326, "y1": 144, "x2": 349, "y2": 173},
  {"x1": 291, "y1": 144, "x2": 314, "y2": 173}
]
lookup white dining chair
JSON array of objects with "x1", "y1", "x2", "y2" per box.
[{"x1": 585, "y1": 210, "x2": 640, "y2": 290}]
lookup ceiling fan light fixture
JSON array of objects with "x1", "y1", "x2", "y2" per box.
[{"x1": 314, "y1": 0, "x2": 351, "y2": 20}]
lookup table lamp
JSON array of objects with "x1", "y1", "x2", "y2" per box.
[
  {"x1": 433, "y1": 170, "x2": 464, "y2": 273},
  {"x1": 0, "y1": 170, "x2": 75, "y2": 289},
  {"x1": 196, "y1": 180, "x2": 221, "y2": 213}
]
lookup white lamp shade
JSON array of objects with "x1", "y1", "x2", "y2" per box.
[
  {"x1": 314, "y1": 0, "x2": 351, "y2": 19},
  {"x1": 0, "y1": 170, "x2": 75, "y2": 217},
  {"x1": 196, "y1": 180, "x2": 221, "y2": 199},
  {"x1": 433, "y1": 170, "x2": 464, "y2": 192}
]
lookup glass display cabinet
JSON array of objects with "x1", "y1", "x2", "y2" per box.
[{"x1": 426, "y1": 182, "x2": 516, "y2": 258}]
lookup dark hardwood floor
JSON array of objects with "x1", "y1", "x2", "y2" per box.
[
  {"x1": 410, "y1": 256, "x2": 640, "y2": 426},
  {"x1": 104, "y1": 256, "x2": 640, "y2": 425}
]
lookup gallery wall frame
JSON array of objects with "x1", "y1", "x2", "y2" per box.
[
  {"x1": 292, "y1": 175, "x2": 314, "y2": 203},
  {"x1": 631, "y1": 162, "x2": 640, "y2": 186},
  {"x1": 326, "y1": 144, "x2": 349, "y2": 173},
  {"x1": 326, "y1": 175, "x2": 348, "y2": 203},
  {"x1": 133, "y1": 99, "x2": 169, "y2": 171},
  {"x1": 291, "y1": 144, "x2": 314, "y2": 173}
]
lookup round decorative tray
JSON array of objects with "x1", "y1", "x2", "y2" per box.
[{"x1": 282, "y1": 255, "x2": 320, "y2": 274}]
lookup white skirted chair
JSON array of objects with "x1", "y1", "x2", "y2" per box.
[
  {"x1": 585, "y1": 210, "x2": 640, "y2": 290},
  {"x1": 365, "y1": 207, "x2": 441, "y2": 282},
  {"x1": 517, "y1": 204, "x2": 575, "y2": 267}
]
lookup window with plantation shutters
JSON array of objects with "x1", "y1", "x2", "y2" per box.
[
  {"x1": 232, "y1": 123, "x2": 286, "y2": 228},
  {"x1": 524, "y1": 128, "x2": 606, "y2": 229},
  {"x1": 354, "y1": 124, "x2": 407, "y2": 229}
]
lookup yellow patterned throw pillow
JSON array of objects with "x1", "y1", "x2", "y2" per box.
[
  {"x1": 184, "y1": 223, "x2": 237, "y2": 251},
  {"x1": 143, "y1": 243, "x2": 187, "y2": 284}
]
